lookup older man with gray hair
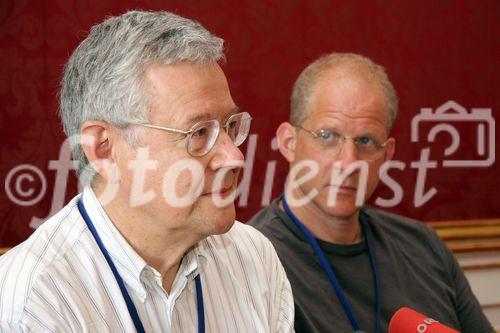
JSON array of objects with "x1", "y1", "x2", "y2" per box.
[
  {"x1": 250, "y1": 53, "x2": 492, "y2": 332},
  {"x1": 0, "y1": 11, "x2": 294, "y2": 332}
]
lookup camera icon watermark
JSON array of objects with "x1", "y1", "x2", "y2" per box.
[{"x1": 411, "y1": 100, "x2": 495, "y2": 167}]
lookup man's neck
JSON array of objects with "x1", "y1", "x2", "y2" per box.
[
  {"x1": 281, "y1": 190, "x2": 362, "y2": 245},
  {"x1": 92, "y1": 184, "x2": 200, "y2": 293}
]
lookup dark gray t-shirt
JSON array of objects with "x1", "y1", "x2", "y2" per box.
[{"x1": 249, "y1": 198, "x2": 493, "y2": 333}]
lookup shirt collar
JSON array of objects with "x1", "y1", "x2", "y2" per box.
[
  {"x1": 183, "y1": 243, "x2": 208, "y2": 293},
  {"x1": 185, "y1": 245, "x2": 207, "y2": 279}
]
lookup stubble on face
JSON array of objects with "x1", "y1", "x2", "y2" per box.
[{"x1": 291, "y1": 66, "x2": 392, "y2": 221}]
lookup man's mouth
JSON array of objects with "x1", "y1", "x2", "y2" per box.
[
  {"x1": 203, "y1": 184, "x2": 235, "y2": 197},
  {"x1": 328, "y1": 184, "x2": 357, "y2": 194}
]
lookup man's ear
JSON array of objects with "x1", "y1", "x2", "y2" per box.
[
  {"x1": 80, "y1": 120, "x2": 119, "y2": 183},
  {"x1": 276, "y1": 122, "x2": 297, "y2": 162},
  {"x1": 384, "y1": 137, "x2": 396, "y2": 162}
]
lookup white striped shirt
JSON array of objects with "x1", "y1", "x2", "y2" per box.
[{"x1": 0, "y1": 188, "x2": 294, "y2": 332}]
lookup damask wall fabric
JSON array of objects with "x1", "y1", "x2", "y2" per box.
[{"x1": 0, "y1": 0, "x2": 498, "y2": 247}]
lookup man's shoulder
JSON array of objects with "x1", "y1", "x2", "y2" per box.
[
  {"x1": 363, "y1": 206, "x2": 432, "y2": 231},
  {"x1": 362, "y1": 206, "x2": 443, "y2": 248},
  {"x1": 248, "y1": 200, "x2": 279, "y2": 227},
  {"x1": 0, "y1": 195, "x2": 87, "y2": 322},
  {"x1": 247, "y1": 200, "x2": 286, "y2": 239}
]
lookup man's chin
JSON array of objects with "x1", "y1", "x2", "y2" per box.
[
  {"x1": 205, "y1": 203, "x2": 236, "y2": 235},
  {"x1": 212, "y1": 218, "x2": 235, "y2": 235},
  {"x1": 316, "y1": 197, "x2": 362, "y2": 220}
]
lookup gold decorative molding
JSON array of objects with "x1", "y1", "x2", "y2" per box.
[
  {"x1": 428, "y1": 218, "x2": 500, "y2": 228},
  {"x1": 460, "y1": 262, "x2": 500, "y2": 271},
  {"x1": 428, "y1": 218, "x2": 500, "y2": 254},
  {"x1": 480, "y1": 302, "x2": 500, "y2": 309}
]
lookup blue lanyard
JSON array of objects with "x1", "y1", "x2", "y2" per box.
[
  {"x1": 77, "y1": 199, "x2": 205, "y2": 333},
  {"x1": 281, "y1": 196, "x2": 381, "y2": 333}
]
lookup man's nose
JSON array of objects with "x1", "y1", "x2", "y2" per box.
[
  {"x1": 208, "y1": 130, "x2": 245, "y2": 171},
  {"x1": 336, "y1": 138, "x2": 359, "y2": 170}
]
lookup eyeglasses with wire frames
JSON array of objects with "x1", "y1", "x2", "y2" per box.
[
  {"x1": 132, "y1": 112, "x2": 252, "y2": 157},
  {"x1": 295, "y1": 125, "x2": 389, "y2": 161}
]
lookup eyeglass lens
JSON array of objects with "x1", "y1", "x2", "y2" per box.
[{"x1": 186, "y1": 113, "x2": 251, "y2": 156}]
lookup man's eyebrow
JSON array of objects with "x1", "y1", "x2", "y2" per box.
[
  {"x1": 183, "y1": 106, "x2": 241, "y2": 127},
  {"x1": 224, "y1": 106, "x2": 242, "y2": 120},
  {"x1": 317, "y1": 126, "x2": 381, "y2": 138},
  {"x1": 316, "y1": 126, "x2": 341, "y2": 133}
]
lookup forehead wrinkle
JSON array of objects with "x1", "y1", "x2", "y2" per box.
[
  {"x1": 148, "y1": 88, "x2": 237, "y2": 129},
  {"x1": 330, "y1": 108, "x2": 382, "y2": 119},
  {"x1": 182, "y1": 106, "x2": 241, "y2": 127},
  {"x1": 311, "y1": 109, "x2": 387, "y2": 127},
  {"x1": 144, "y1": 61, "x2": 235, "y2": 127},
  {"x1": 308, "y1": 67, "x2": 391, "y2": 128}
]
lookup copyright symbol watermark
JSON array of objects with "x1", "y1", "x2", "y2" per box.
[{"x1": 5, "y1": 164, "x2": 47, "y2": 206}]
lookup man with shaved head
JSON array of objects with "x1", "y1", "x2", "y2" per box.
[{"x1": 250, "y1": 53, "x2": 492, "y2": 333}]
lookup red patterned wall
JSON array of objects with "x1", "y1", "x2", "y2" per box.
[{"x1": 1, "y1": 0, "x2": 498, "y2": 247}]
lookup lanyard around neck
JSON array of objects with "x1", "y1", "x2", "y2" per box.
[
  {"x1": 77, "y1": 198, "x2": 205, "y2": 333},
  {"x1": 281, "y1": 196, "x2": 381, "y2": 333}
]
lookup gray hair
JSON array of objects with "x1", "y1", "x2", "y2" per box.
[
  {"x1": 290, "y1": 53, "x2": 398, "y2": 131},
  {"x1": 60, "y1": 10, "x2": 225, "y2": 185}
]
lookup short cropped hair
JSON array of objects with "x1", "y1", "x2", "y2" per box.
[
  {"x1": 60, "y1": 11, "x2": 225, "y2": 184},
  {"x1": 290, "y1": 53, "x2": 398, "y2": 131}
]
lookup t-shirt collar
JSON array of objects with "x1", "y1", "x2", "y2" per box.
[{"x1": 272, "y1": 195, "x2": 367, "y2": 256}]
